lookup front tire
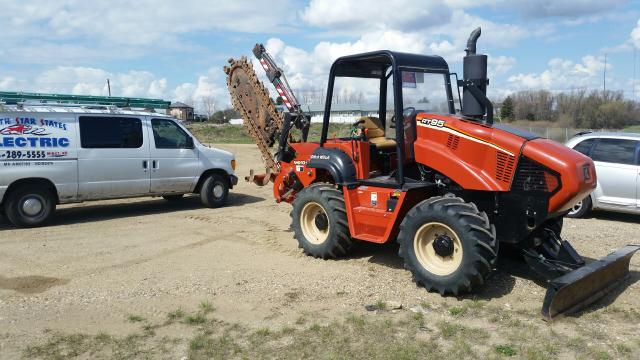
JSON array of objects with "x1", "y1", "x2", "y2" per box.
[
  {"x1": 291, "y1": 183, "x2": 353, "y2": 259},
  {"x1": 4, "y1": 185, "x2": 56, "y2": 228},
  {"x1": 397, "y1": 196, "x2": 498, "y2": 295},
  {"x1": 566, "y1": 196, "x2": 592, "y2": 218},
  {"x1": 200, "y1": 174, "x2": 229, "y2": 208}
]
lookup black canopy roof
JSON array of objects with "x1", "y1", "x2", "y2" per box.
[{"x1": 331, "y1": 50, "x2": 450, "y2": 78}]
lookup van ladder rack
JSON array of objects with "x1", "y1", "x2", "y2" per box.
[{"x1": 0, "y1": 91, "x2": 171, "y2": 109}]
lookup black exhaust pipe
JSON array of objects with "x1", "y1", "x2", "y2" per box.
[{"x1": 461, "y1": 27, "x2": 493, "y2": 123}]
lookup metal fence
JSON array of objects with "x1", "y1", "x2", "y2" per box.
[{"x1": 515, "y1": 126, "x2": 622, "y2": 143}]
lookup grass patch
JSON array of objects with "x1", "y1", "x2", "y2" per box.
[
  {"x1": 126, "y1": 314, "x2": 145, "y2": 323},
  {"x1": 374, "y1": 300, "x2": 387, "y2": 311},
  {"x1": 449, "y1": 306, "x2": 467, "y2": 317},
  {"x1": 184, "y1": 312, "x2": 207, "y2": 325},
  {"x1": 199, "y1": 300, "x2": 215, "y2": 314},
  {"x1": 23, "y1": 300, "x2": 640, "y2": 360},
  {"x1": 495, "y1": 344, "x2": 517, "y2": 357},
  {"x1": 189, "y1": 333, "x2": 241, "y2": 359},
  {"x1": 437, "y1": 321, "x2": 489, "y2": 341},
  {"x1": 167, "y1": 308, "x2": 185, "y2": 321}
]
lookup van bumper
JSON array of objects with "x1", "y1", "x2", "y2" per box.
[
  {"x1": 0, "y1": 185, "x2": 6, "y2": 204},
  {"x1": 229, "y1": 174, "x2": 238, "y2": 188}
]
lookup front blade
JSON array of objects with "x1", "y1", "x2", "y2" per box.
[{"x1": 541, "y1": 244, "x2": 639, "y2": 321}]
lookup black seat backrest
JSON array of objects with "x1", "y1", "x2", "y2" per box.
[{"x1": 402, "y1": 110, "x2": 421, "y2": 161}]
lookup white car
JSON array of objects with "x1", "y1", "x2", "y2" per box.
[
  {"x1": 0, "y1": 104, "x2": 237, "y2": 227},
  {"x1": 565, "y1": 132, "x2": 639, "y2": 218}
]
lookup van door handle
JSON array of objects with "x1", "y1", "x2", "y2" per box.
[
  {"x1": 152, "y1": 160, "x2": 158, "y2": 169},
  {"x1": 142, "y1": 160, "x2": 148, "y2": 170}
]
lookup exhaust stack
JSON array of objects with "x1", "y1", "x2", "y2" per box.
[{"x1": 461, "y1": 27, "x2": 492, "y2": 122}]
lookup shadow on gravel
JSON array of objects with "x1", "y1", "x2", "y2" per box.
[
  {"x1": 344, "y1": 241, "x2": 404, "y2": 269},
  {"x1": 345, "y1": 240, "x2": 519, "y2": 300},
  {"x1": 0, "y1": 193, "x2": 265, "y2": 230},
  {"x1": 0, "y1": 275, "x2": 69, "y2": 294},
  {"x1": 579, "y1": 210, "x2": 640, "y2": 224}
]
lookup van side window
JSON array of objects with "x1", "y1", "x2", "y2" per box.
[
  {"x1": 591, "y1": 138, "x2": 638, "y2": 165},
  {"x1": 79, "y1": 117, "x2": 143, "y2": 148},
  {"x1": 151, "y1": 119, "x2": 189, "y2": 149},
  {"x1": 572, "y1": 138, "x2": 595, "y2": 156}
]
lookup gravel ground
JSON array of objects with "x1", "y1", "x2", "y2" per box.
[{"x1": 0, "y1": 144, "x2": 638, "y2": 358}]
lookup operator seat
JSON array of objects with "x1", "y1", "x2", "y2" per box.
[{"x1": 359, "y1": 117, "x2": 396, "y2": 150}]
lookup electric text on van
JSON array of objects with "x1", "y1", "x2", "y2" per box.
[{"x1": 0, "y1": 104, "x2": 237, "y2": 227}]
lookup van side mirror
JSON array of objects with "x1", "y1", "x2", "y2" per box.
[{"x1": 186, "y1": 136, "x2": 195, "y2": 149}]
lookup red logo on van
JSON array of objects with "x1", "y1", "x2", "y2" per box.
[{"x1": 0, "y1": 125, "x2": 50, "y2": 136}]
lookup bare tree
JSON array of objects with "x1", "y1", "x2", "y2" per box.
[{"x1": 200, "y1": 96, "x2": 217, "y2": 120}]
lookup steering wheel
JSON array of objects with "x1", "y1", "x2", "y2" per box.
[{"x1": 389, "y1": 107, "x2": 416, "y2": 129}]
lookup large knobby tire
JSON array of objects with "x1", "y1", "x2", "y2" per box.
[
  {"x1": 291, "y1": 183, "x2": 353, "y2": 259},
  {"x1": 4, "y1": 185, "x2": 56, "y2": 228},
  {"x1": 200, "y1": 174, "x2": 229, "y2": 208},
  {"x1": 397, "y1": 196, "x2": 498, "y2": 295},
  {"x1": 566, "y1": 196, "x2": 592, "y2": 218}
]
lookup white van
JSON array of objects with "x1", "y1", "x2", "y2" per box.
[{"x1": 0, "y1": 104, "x2": 237, "y2": 227}]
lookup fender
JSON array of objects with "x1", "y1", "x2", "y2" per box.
[
  {"x1": 307, "y1": 147, "x2": 357, "y2": 186},
  {"x1": 414, "y1": 113, "x2": 526, "y2": 192}
]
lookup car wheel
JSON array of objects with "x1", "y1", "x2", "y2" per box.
[
  {"x1": 200, "y1": 174, "x2": 229, "y2": 208},
  {"x1": 566, "y1": 196, "x2": 592, "y2": 218},
  {"x1": 4, "y1": 185, "x2": 56, "y2": 228}
]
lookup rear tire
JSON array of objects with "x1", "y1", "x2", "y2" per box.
[
  {"x1": 291, "y1": 183, "x2": 353, "y2": 259},
  {"x1": 566, "y1": 196, "x2": 592, "y2": 218},
  {"x1": 200, "y1": 174, "x2": 229, "y2": 208},
  {"x1": 4, "y1": 185, "x2": 56, "y2": 228},
  {"x1": 397, "y1": 196, "x2": 498, "y2": 295}
]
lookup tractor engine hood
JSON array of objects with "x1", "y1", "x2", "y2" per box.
[{"x1": 520, "y1": 138, "x2": 596, "y2": 214}]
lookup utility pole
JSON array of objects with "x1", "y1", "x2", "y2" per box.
[
  {"x1": 107, "y1": 79, "x2": 111, "y2": 96},
  {"x1": 634, "y1": 48, "x2": 637, "y2": 101},
  {"x1": 603, "y1": 53, "x2": 607, "y2": 93}
]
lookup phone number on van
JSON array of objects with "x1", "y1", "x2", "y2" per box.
[{"x1": 2, "y1": 150, "x2": 47, "y2": 159}]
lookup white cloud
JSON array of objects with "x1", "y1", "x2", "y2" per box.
[
  {"x1": 173, "y1": 68, "x2": 228, "y2": 103},
  {"x1": 507, "y1": 55, "x2": 610, "y2": 91},
  {"x1": 301, "y1": 0, "x2": 452, "y2": 33},
  {"x1": 0, "y1": 77, "x2": 17, "y2": 91},
  {"x1": 444, "y1": 0, "x2": 627, "y2": 19},
  {"x1": 518, "y1": 0, "x2": 627, "y2": 19},
  {"x1": 0, "y1": 0, "x2": 297, "y2": 46},
  {"x1": 3, "y1": 66, "x2": 164, "y2": 99},
  {"x1": 631, "y1": 19, "x2": 640, "y2": 49},
  {"x1": 489, "y1": 56, "x2": 517, "y2": 77}
]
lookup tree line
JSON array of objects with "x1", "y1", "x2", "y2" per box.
[{"x1": 499, "y1": 89, "x2": 640, "y2": 129}]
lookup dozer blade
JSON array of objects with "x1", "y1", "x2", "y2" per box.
[{"x1": 541, "y1": 244, "x2": 639, "y2": 321}]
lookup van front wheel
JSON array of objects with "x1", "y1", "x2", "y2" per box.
[
  {"x1": 200, "y1": 174, "x2": 229, "y2": 208},
  {"x1": 4, "y1": 186, "x2": 56, "y2": 227}
]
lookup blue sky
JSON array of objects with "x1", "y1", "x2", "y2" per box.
[{"x1": 1, "y1": 0, "x2": 640, "y2": 111}]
